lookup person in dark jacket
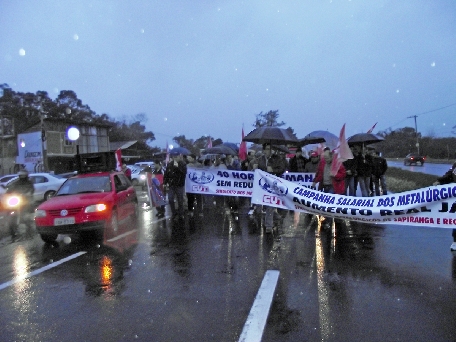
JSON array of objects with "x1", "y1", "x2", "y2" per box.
[
  {"x1": 7, "y1": 169, "x2": 34, "y2": 199},
  {"x1": 163, "y1": 153, "x2": 187, "y2": 218},
  {"x1": 240, "y1": 151, "x2": 255, "y2": 171},
  {"x1": 371, "y1": 150, "x2": 388, "y2": 196},
  {"x1": 353, "y1": 145, "x2": 373, "y2": 197},
  {"x1": 343, "y1": 146, "x2": 358, "y2": 196},
  {"x1": 304, "y1": 150, "x2": 320, "y2": 173},
  {"x1": 289, "y1": 147, "x2": 307, "y2": 172},
  {"x1": 185, "y1": 154, "x2": 203, "y2": 216},
  {"x1": 433, "y1": 161, "x2": 456, "y2": 251}
]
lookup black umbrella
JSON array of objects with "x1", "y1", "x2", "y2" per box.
[
  {"x1": 298, "y1": 135, "x2": 326, "y2": 147},
  {"x1": 243, "y1": 126, "x2": 298, "y2": 145},
  {"x1": 347, "y1": 133, "x2": 384, "y2": 146},
  {"x1": 169, "y1": 146, "x2": 190, "y2": 156},
  {"x1": 203, "y1": 145, "x2": 237, "y2": 155},
  {"x1": 272, "y1": 145, "x2": 290, "y2": 153}
]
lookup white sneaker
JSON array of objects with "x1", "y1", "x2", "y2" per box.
[
  {"x1": 451, "y1": 242, "x2": 456, "y2": 251},
  {"x1": 248, "y1": 209, "x2": 254, "y2": 216}
]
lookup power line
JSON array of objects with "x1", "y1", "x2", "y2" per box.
[
  {"x1": 414, "y1": 102, "x2": 456, "y2": 117},
  {"x1": 385, "y1": 102, "x2": 456, "y2": 132}
]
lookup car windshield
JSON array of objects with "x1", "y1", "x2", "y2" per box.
[{"x1": 56, "y1": 176, "x2": 111, "y2": 195}]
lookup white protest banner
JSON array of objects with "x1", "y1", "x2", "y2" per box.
[
  {"x1": 185, "y1": 167, "x2": 255, "y2": 197},
  {"x1": 251, "y1": 169, "x2": 456, "y2": 229},
  {"x1": 281, "y1": 172, "x2": 315, "y2": 187}
]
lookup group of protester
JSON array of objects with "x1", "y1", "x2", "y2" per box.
[
  {"x1": 128, "y1": 144, "x2": 456, "y2": 250},
  {"x1": 133, "y1": 144, "x2": 389, "y2": 229},
  {"x1": 290, "y1": 144, "x2": 388, "y2": 197}
]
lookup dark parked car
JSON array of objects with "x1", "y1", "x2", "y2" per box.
[{"x1": 404, "y1": 153, "x2": 425, "y2": 166}]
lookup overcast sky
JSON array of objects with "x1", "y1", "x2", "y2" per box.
[{"x1": 1, "y1": 1, "x2": 455, "y2": 149}]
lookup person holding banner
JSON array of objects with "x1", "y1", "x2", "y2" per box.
[
  {"x1": 311, "y1": 148, "x2": 346, "y2": 229},
  {"x1": 433, "y1": 161, "x2": 456, "y2": 251},
  {"x1": 254, "y1": 143, "x2": 288, "y2": 234},
  {"x1": 312, "y1": 148, "x2": 346, "y2": 195},
  {"x1": 353, "y1": 145, "x2": 373, "y2": 197},
  {"x1": 289, "y1": 147, "x2": 307, "y2": 172},
  {"x1": 343, "y1": 146, "x2": 358, "y2": 196},
  {"x1": 185, "y1": 154, "x2": 203, "y2": 217},
  {"x1": 304, "y1": 151, "x2": 320, "y2": 173}
]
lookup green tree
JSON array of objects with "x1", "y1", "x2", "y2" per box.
[
  {"x1": 252, "y1": 109, "x2": 297, "y2": 140},
  {"x1": 253, "y1": 110, "x2": 285, "y2": 128}
]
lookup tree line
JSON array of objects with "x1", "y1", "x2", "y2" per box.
[{"x1": 1, "y1": 84, "x2": 454, "y2": 160}]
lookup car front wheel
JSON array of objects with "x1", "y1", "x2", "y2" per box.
[
  {"x1": 44, "y1": 190, "x2": 56, "y2": 201},
  {"x1": 40, "y1": 233, "x2": 58, "y2": 243}
]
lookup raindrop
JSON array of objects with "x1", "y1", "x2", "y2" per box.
[
  {"x1": 431, "y1": 61, "x2": 436, "y2": 67},
  {"x1": 96, "y1": 244, "x2": 100, "y2": 248},
  {"x1": 73, "y1": 34, "x2": 79, "y2": 41},
  {"x1": 19, "y1": 49, "x2": 26, "y2": 56}
]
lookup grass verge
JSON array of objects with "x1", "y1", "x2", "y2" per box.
[{"x1": 385, "y1": 167, "x2": 437, "y2": 193}]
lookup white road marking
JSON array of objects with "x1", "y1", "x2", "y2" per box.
[
  {"x1": 238, "y1": 270, "x2": 280, "y2": 342},
  {"x1": 106, "y1": 229, "x2": 138, "y2": 242},
  {"x1": 0, "y1": 251, "x2": 87, "y2": 291}
]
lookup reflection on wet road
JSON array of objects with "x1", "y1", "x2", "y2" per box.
[{"x1": 0, "y1": 193, "x2": 455, "y2": 341}]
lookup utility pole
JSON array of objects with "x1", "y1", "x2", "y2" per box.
[{"x1": 407, "y1": 115, "x2": 420, "y2": 155}]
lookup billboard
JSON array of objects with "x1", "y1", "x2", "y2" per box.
[{"x1": 16, "y1": 132, "x2": 43, "y2": 171}]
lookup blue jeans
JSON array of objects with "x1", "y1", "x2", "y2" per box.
[
  {"x1": 372, "y1": 174, "x2": 387, "y2": 195},
  {"x1": 358, "y1": 176, "x2": 371, "y2": 197},
  {"x1": 345, "y1": 176, "x2": 356, "y2": 196},
  {"x1": 168, "y1": 185, "x2": 185, "y2": 216}
]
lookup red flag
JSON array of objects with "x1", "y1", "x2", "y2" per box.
[
  {"x1": 239, "y1": 127, "x2": 247, "y2": 161},
  {"x1": 330, "y1": 124, "x2": 353, "y2": 176},
  {"x1": 367, "y1": 122, "x2": 378, "y2": 134},
  {"x1": 165, "y1": 141, "x2": 169, "y2": 164},
  {"x1": 207, "y1": 136, "x2": 212, "y2": 148},
  {"x1": 115, "y1": 148, "x2": 122, "y2": 171}
]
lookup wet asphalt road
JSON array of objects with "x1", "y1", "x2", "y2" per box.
[
  {"x1": 388, "y1": 160, "x2": 452, "y2": 176},
  {"x1": 0, "y1": 184, "x2": 456, "y2": 341}
]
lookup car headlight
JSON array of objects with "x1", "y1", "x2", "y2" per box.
[
  {"x1": 140, "y1": 174, "x2": 146, "y2": 180},
  {"x1": 85, "y1": 204, "x2": 108, "y2": 213},
  {"x1": 35, "y1": 209, "x2": 47, "y2": 217}
]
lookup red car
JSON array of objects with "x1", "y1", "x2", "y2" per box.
[{"x1": 35, "y1": 171, "x2": 138, "y2": 243}]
